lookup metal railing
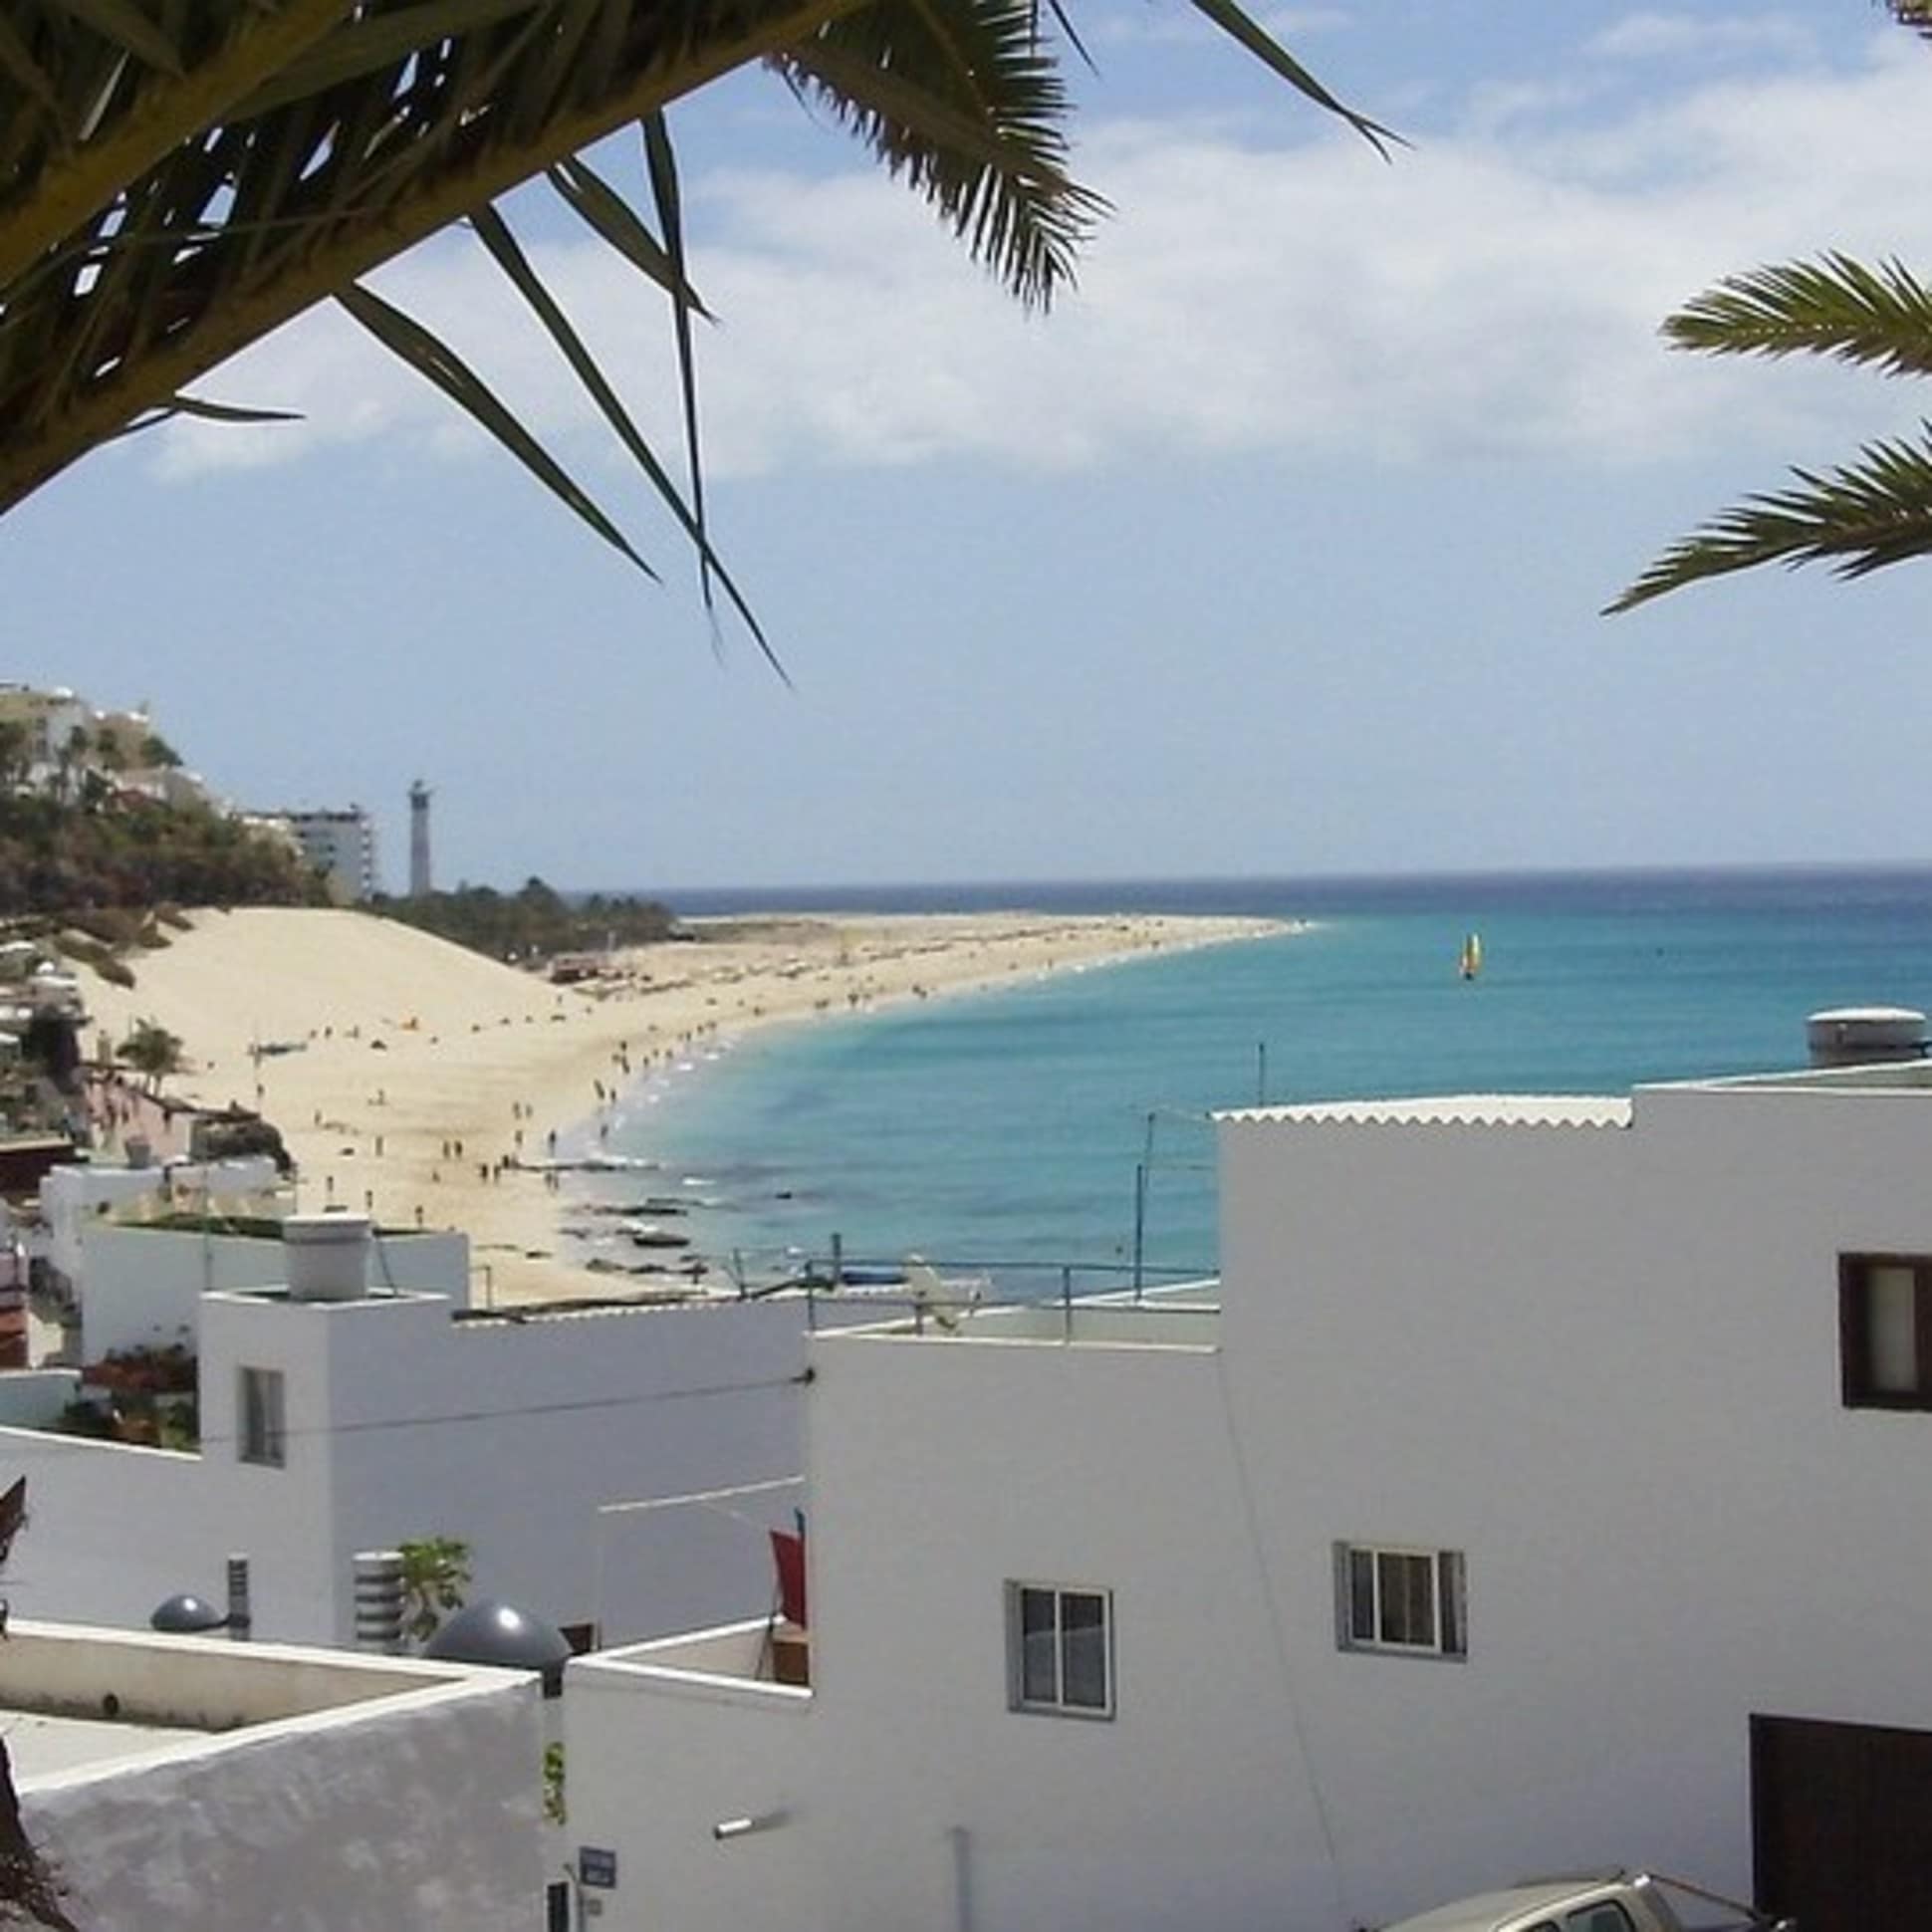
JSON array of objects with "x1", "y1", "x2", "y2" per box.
[{"x1": 761, "y1": 1253, "x2": 1218, "y2": 1340}]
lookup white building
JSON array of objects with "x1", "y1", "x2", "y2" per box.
[
  {"x1": 38, "y1": 1152, "x2": 289, "y2": 1305},
  {"x1": 0, "y1": 1216, "x2": 806, "y2": 1649},
  {"x1": 0, "y1": 684, "x2": 206, "y2": 804},
  {"x1": 566, "y1": 1055, "x2": 1932, "y2": 1932},
  {"x1": 274, "y1": 806, "x2": 378, "y2": 901},
  {"x1": 9, "y1": 1616, "x2": 542, "y2": 1929}
]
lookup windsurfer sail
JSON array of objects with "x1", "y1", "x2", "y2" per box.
[{"x1": 1459, "y1": 932, "x2": 1483, "y2": 981}]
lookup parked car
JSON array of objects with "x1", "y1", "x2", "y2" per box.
[{"x1": 1376, "y1": 1870, "x2": 1791, "y2": 1932}]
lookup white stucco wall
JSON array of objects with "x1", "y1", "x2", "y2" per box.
[
  {"x1": 1207, "y1": 1081, "x2": 1932, "y2": 1917},
  {"x1": 13, "y1": 1622, "x2": 543, "y2": 1931},
  {"x1": 309, "y1": 1293, "x2": 806, "y2": 1644},
  {"x1": 78, "y1": 1222, "x2": 468, "y2": 1359},
  {"x1": 43, "y1": 1157, "x2": 282, "y2": 1288},
  {"x1": 568, "y1": 1324, "x2": 1332, "y2": 1932},
  {"x1": 570, "y1": 1073, "x2": 1932, "y2": 1932},
  {"x1": 0, "y1": 1285, "x2": 804, "y2": 1647}
]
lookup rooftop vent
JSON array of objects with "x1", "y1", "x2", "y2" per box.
[
  {"x1": 283, "y1": 1212, "x2": 369, "y2": 1301},
  {"x1": 424, "y1": 1598, "x2": 574, "y2": 1696},
  {"x1": 1807, "y1": 1007, "x2": 1929, "y2": 1069}
]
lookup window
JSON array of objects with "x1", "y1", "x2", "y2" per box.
[
  {"x1": 1566, "y1": 1907, "x2": 1635, "y2": 1932},
  {"x1": 1840, "y1": 1255, "x2": 1932, "y2": 1408},
  {"x1": 1007, "y1": 1582, "x2": 1112, "y2": 1717},
  {"x1": 238, "y1": 1366, "x2": 286, "y2": 1467},
  {"x1": 1335, "y1": 1544, "x2": 1466, "y2": 1658}
]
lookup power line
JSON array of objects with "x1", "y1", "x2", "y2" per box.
[{"x1": 193, "y1": 1369, "x2": 809, "y2": 1452}]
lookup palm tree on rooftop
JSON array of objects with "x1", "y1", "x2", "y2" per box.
[
  {"x1": 1608, "y1": 3, "x2": 1932, "y2": 613},
  {"x1": 0, "y1": 0, "x2": 1388, "y2": 656}
]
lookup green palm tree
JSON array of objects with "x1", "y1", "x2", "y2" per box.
[
  {"x1": 120, "y1": 1018, "x2": 184, "y2": 1091},
  {"x1": 0, "y1": 0, "x2": 1386, "y2": 651},
  {"x1": 1609, "y1": 5, "x2": 1932, "y2": 613}
]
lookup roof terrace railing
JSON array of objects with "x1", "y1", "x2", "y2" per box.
[{"x1": 772, "y1": 1257, "x2": 1219, "y2": 1341}]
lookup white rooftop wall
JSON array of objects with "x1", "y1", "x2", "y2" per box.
[
  {"x1": 12, "y1": 1620, "x2": 542, "y2": 1931},
  {"x1": 571, "y1": 1076, "x2": 1932, "y2": 1932},
  {"x1": 0, "y1": 1284, "x2": 804, "y2": 1646},
  {"x1": 77, "y1": 1221, "x2": 467, "y2": 1359}
]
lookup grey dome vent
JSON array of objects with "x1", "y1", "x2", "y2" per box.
[{"x1": 423, "y1": 1598, "x2": 573, "y2": 1694}]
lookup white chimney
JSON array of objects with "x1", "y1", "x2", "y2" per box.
[{"x1": 284, "y1": 1212, "x2": 370, "y2": 1301}]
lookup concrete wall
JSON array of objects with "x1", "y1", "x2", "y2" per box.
[{"x1": 14, "y1": 1622, "x2": 543, "y2": 1932}]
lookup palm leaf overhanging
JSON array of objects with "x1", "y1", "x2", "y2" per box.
[
  {"x1": 1607, "y1": 255, "x2": 1932, "y2": 612},
  {"x1": 1609, "y1": 4, "x2": 1932, "y2": 615},
  {"x1": 0, "y1": 0, "x2": 1387, "y2": 649}
]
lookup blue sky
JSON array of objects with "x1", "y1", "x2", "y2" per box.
[{"x1": 9, "y1": 4, "x2": 1932, "y2": 894}]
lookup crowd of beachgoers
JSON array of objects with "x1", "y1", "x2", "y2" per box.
[{"x1": 70, "y1": 906, "x2": 1288, "y2": 1305}]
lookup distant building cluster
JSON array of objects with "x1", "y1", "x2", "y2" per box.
[
  {"x1": 0, "y1": 682, "x2": 207, "y2": 810},
  {"x1": 256, "y1": 786, "x2": 431, "y2": 904},
  {"x1": 260, "y1": 806, "x2": 379, "y2": 904},
  {"x1": 0, "y1": 685, "x2": 437, "y2": 907}
]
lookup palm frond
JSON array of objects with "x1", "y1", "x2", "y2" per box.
[
  {"x1": 0, "y1": 0, "x2": 1387, "y2": 646},
  {"x1": 771, "y1": 0, "x2": 1105, "y2": 307},
  {"x1": 469, "y1": 198, "x2": 781, "y2": 673},
  {"x1": 640, "y1": 108, "x2": 723, "y2": 643},
  {"x1": 1606, "y1": 426, "x2": 1932, "y2": 612},
  {"x1": 1663, "y1": 253, "x2": 1932, "y2": 378},
  {"x1": 0, "y1": 0, "x2": 887, "y2": 516},
  {"x1": 1890, "y1": 3, "x2": 1932, "y2": 46},
  {"x1": 338, "y1": 277, "x2": 660, "y2": 580},
  {"x1": 1185, "y1": 0, "x2": 1398, "y2": 157}
]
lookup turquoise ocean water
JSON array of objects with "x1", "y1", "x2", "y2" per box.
[{"x1": 574, "y1": 868, "x2": 1932, "y2": 1290}]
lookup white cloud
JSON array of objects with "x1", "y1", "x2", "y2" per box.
[
  {"x1": 155, "y1": 29, "x2": 1932, "y2": 489},
  {"x1": 1258, "y1": 7, "x2": 1352, "y2": 36},
  {"x1": 1090, "y1": 1, "x2": 1348, "y2": 49},
  {"x1": 1585, "y1": 11, "x2": 1816, "y2": 64}
]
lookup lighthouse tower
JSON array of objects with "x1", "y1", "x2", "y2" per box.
[{"x1": 407, "y1": 781, "x2": 432, "y2": 897}]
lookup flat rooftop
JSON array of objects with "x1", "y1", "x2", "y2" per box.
[
  {"x1": 3, "y1": 1618, "x2": 526, "y2": 1795},
  {"x1": 821, "y1": 1280, "x2": 1222, "y2": 1349},
  {"x1": 6, "y1": 1708, "x2": 206, "y2": 1780}
]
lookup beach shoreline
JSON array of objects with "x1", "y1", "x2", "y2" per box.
[{"x1": 70, "y1": 906, "x2": 1295, "y2": 1306}]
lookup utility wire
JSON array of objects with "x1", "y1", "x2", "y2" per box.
[{"x1": 193, "y1": 1369, "x2": 809, "y2": 1451}]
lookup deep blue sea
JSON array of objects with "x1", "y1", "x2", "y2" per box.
[{"x1": 577, "y1": 868, "x2": 1932, "y2": 1292}]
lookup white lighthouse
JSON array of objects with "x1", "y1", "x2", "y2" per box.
[{"x1": 407, "y1": 780, "x2": 432, "y2": 897}]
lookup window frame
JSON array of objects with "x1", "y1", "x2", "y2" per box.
[
  {"x1": 1840, "y1": 1254, "x2": 1932, "y2": 1410},
  {"x1": 1005, "y1": 1580, "x2": 1114, "y2": 1720},
  {"x1": 1334, "y1": 1542, "x2": 1467, "y2": 1661},
  {"x1": 237, "y1": 1364, "x2": 286, "y2": 1468}
]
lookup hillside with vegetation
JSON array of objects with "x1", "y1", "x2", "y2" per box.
[
  {"x1": 0, "y1": 790, "x2": 324, "y2": 918},
  {"x1": 369, "y1": 877, "x2": 675, "y2": 964}
]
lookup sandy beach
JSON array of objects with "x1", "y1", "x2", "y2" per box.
[{"x1": 69, "y1": 906, "x2": 1290, "y2": 1305}]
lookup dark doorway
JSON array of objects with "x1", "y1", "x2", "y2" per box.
[{"x1": 1753, "y1": 1713, "x2": 1932, "y2": 1931}]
